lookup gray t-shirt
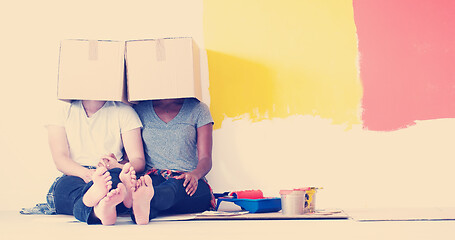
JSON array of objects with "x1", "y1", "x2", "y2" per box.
[{"x1": 134, "y1": 98, "x2": 214, "y2": 172}]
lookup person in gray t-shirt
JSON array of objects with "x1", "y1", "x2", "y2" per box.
[{"x1": 132, "y1": 98, "x2": 214, "y2": 224}]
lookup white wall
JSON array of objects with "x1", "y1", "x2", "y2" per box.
[
  {"x1": 209, "y1": 117, "x2": 455, "y2": 209},
  {"x1": 0, "y1": 0, "x2": 207, "y2": 211},
  {"x1": 1, "y1": 0, "x2": 454, "y2": 211}
]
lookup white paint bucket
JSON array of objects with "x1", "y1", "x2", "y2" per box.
[{"x1": 279, "y1": 189, "x2": 306, "y2": 215}]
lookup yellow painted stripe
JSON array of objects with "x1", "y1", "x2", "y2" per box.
[{"x1": 204, "y1": 0, "x2": 362, "y2": 129}]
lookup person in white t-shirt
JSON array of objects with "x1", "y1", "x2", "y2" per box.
[{"x1": 46, "y1": 100, "x2": 145, "y2": 225}]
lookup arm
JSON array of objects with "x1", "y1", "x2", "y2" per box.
[
  {"x1": 99, "y1": 128, "x2": 145, "y2": 173},
  {"x1": 121, "y1": 127, "x2": 146, "y2": 173},
  {"x1": 176, "y1": 123, "x2": 213, "y2": 196},
  {"x1": 47, "y1": 125, "x2": 94, "y2": 183},
  {"x1": 191, "y1": 123, "x2": 213, "y2": 179}
]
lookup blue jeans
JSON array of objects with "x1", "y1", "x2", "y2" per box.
[
  {"x1": 51, "y1": 168, "x2": 127, "y2": 224},
  {"x1": 131, "y1": 173, "x2": 212, "y2": 223}
]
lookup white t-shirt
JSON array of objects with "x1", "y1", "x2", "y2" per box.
[{"x1": 47, "y1": 100, "x2": 143, "y2": 167}]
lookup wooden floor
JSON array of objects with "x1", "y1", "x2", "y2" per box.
[{"x1": 2, "y1": 209, "x2": 455, "y2": 240}]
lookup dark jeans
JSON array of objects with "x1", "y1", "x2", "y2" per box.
[
  {"x1": 131, "y1": 173, "x2": 212, "y2": 223},
  {"x1": 52, "y1": 168, "x2": 127, "y2": 224}
]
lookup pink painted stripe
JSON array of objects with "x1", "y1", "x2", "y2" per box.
[{"x1": 354, "y1": 0, "x2": 455, "y2": 131}]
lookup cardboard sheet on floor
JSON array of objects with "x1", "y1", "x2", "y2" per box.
[
  {"x1": 150, "y1": 210, "x2": 348, "y2": 221},
  {"x1": 344, "y1": 208, "x2": 455, "y2": 222}
]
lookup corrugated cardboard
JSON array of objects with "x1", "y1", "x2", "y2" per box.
[
  {"x1": 57, "y1": 39, "x2": 127, "y2": 103},
  {"x1": 125, "y1": 37, "x2": 202, "y2": 102}
]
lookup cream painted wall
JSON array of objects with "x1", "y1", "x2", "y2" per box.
[
  {"x1": 0, "y1": 0, "x2": 209, "y2": 211},
  {"x1": 210, "y1": 117, "x2": 455, "y2": 209},
  {"x1": 1, "y1": 0, "x2": 454, "y2": 211}
]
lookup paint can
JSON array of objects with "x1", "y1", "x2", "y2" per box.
[
  {"x1": 304, "y1": 188, "x2": 317, "y2": 213},
  {"x1": 279, "y1": 189, "x2": 306, "y2": 215}
]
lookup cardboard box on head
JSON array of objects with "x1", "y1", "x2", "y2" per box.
[
  {"x1": 125, "y1": 37, "x2": 202, "y2": 103},
  {"x1": 57, "y1": 39, "x2": 128, "y2": 103}
]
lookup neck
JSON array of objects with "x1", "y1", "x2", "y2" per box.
[
  {"x1": 82, "y1": 100, "x2": 106, "y2": 117},
  {"x1": 153, "y1": 98, "x2": 184, "y2": 108}
]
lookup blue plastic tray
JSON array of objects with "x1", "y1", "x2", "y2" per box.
[{"x1": 216, "y1": 198, "x2": 282, "y2": 213}]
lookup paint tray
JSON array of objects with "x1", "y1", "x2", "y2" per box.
[{"x1": 216, "y1": 197, "x2": 282, "y2": 213}]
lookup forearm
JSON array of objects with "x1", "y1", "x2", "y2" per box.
[
  {"x1": 48, "y1": 126, "x2": 90, "y2": 179},
  {"x1": 190, "y1": 156, "x2": 212, "y2": 180},
  {"x1": 193, "y1": 123, "x2": 213, "y2": 180},
  {"x1": 54, "y1": 156, "x2": 91, "y2": 179},
  {"x1": 121, "y1": 127, "x2": 145, "y2": 173}
]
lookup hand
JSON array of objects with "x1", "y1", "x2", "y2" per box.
[
  {"x1": 98, "y1": 153, "x2": 122, "y2": 170},
  {"x1": 175, "y1": 172, "x2": 199, "y2": 196}
]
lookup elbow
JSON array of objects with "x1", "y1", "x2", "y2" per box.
[
  {"x1": 204, "y1": 157, "x2": 213, "y2": 173},
  {"x1": 138, "y1": 163, "x2": 146, "y2": 173},
  {"x1": 131, "y1": 158, "x2": 146, "y2": 173},
  {"x1": 54, "y1": 161, "x2": 65, "y2": 173},
  {"x1": 208, "y1": 160, "x2": 213, "y2": 172},
  {"x1": 56, "y1": 165, "x2": 64, "y2": 173}
]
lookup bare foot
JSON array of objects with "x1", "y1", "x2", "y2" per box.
[
  {"x1": 83, "y1": 167, "x2": 112, "y2": 207},
  {"x1": 93, "y1": 183, "x2": 126, "y2": 225},
  {"x1": 119, "y1": 163, "x2": 137, "y2": 208},
  {"x1": 132, "y1": 175, "x2": 154, "y2": 225}
]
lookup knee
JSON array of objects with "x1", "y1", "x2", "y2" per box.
[
  {"x1": 166, "y1": 178, "x2": 184, "y2": 185},
  {"x1": 165, "y1": 178, "x2": 186, "y2": 193},
  {"x1": 196, "y1": 180, "x2": 210, "y2": 194},
  {"x1": 55, "y1": 176, "x2": 85, "y2": 193}
]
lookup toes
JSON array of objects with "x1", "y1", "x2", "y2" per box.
[
  {"x1": 136, "y1": 177, "x2": 144, "y2": 188},
  {"x1": 105, "y1": 190, "x2": 116, "y2": 200},
  {"x1": 144, "y1": 175, "x2": 152, "y2": 187},
  {"x1": 109, "y1": 188, "x2": 119, "y2": 196},
  {"x1": 97, "y1": 166, "x2": 107, "y2": 175},
  {"x1": 102, "y1": 172, "x2": 111, "y2": 181},
  {"x1": 122, "y1": 163, "x2": 131, "y2": 173},
  {"x1": 117, "y1": 183, "x2": 126, "y2": 191},
  {"x1": 130, "y1": 179, "x2": 137, "y2": 191},
  {"x1": 107, "y1": 191, "x2": 114, "y2": 198}
]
